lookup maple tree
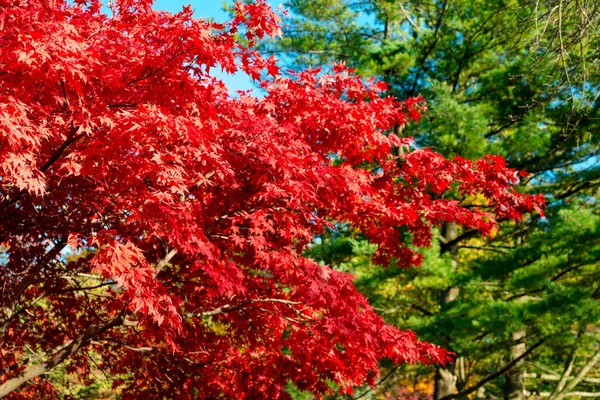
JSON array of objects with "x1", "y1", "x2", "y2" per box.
[{"x1": 0, "y1": 0, "x2": 544, "y2": 398}]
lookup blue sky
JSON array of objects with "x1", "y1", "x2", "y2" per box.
[{"x1": 153, "y1": 1, "x2": 285, "y2": 94}]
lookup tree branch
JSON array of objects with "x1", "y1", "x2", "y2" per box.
[
  {"x1": 552, "y1": 350, "x2": 600, "y2": 400},
  {"x1": 39, "y1": 129, "x2": 85, "y2": 172},
  {"x1": 0, "y1": 239, "x2": 67, "y2": 336},
  {"x1": 0, "y1": 314, "x2": 124, "y2": 398},
  {"x1": 155, "y1": 247, "x2": 177, "y2": 274},
  {"x1": 187, "y1": 298, "x2": 307, "y2": 319},
  {"x1": 524, "y1": 372, "x2": 600, "y2": 384},
  {"x1": 552, "y1": 346, "x2": 577, "y2": 398},
  {"x1": 541, "y1": 392, "x2": 600, "y2": 398},
  {"x1": 439, "y1": 339, "x2": 546, "y2": 400}
]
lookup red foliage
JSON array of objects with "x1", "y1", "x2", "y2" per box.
[{"x1": 0, "y1": 0, "x2": 544, "y2": 398}]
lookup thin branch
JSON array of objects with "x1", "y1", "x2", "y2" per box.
[
  {"x1": 541, "y1": 392, "x2": 600, "y2": 398},
  {"x1": 374, "y1": 301, "x2": 434, "y2": 316},
  {"x1": 187, "y1": 298, "x2": 307, "y2": 319},
  {"x1": 399, "y1": 3, "x2": 420, "y2": 34},
  {"x1": 524, "y1": 372, "x2": 600, "y2": 384},
  {"x1": 552, "y1": 350, "x2": 600, "y2": 400},
  {"x1": 155, "y1": 247, "x2": 177, "y2": 273},
  {"x1": 0, "y1": 239, "x2": 68, "y2": 336},
  {"x1": 439, "y1": 339, "x2": 546, "y2": 400},
  {"x1": 553, "y1": 353, "x2": 576, "y2": 397},
  {"x1": 0, "y1": 313, "x2": 125, "y2": 397},
  {"x1": 91, "y1": 341, "x2": 153, "y2": 353},
  {"x1": 39, "y1": 130, "x2": 85, "y2": 172},
  {"x1": 355, "y1": 364, "x2": 401, "y2": 399}
]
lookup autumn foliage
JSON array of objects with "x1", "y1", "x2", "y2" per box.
[{"x1": 0, "y1": 0, "x2": 544, "y2": 398}]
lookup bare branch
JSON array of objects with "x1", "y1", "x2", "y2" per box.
[
  {"x1": 553, "y1": 352, "x2": 576, "y2": 396},
  {"x1": 552, "y1": 350, "x2": 600, "y2": 400},
  {"x1": 524, "y1": 372, "x2": 600, "y2": 384},
  {"x1": 541, "y1": 392, "x2": 600, "y2": 398},
  {"x1": 440, "y1": 339, "x2": 546, "y2": 400}
]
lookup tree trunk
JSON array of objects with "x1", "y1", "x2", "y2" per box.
[
  {"x1": 505, "y1": 330, "x2": 527, "y2": 400},
  {"x1": 435, "y1": 222, "x2": 461, "y2": 400},
  {"x1": 436, "y1": 365, "x2": 458, "y2": 400},
  {"x1": 435, "y1": 355, "x2": 468, "y2": 400}
]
